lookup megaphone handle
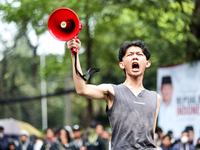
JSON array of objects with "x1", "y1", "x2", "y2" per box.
[
  {"x1": 71, "y1": 35, "x2": 79, "y2": 54},
  {"x1": 72, "y1": 48, "x2": 78, "y2": 54},
  {"x1": 74, "y1": 53, "x2": 100, "y2": 81}
]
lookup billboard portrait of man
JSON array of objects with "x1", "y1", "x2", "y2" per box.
[
  {"x1": 161, "y1": 76, "x2": 173, "y2": 107},
  {"x1": 158, "y1": 75, "x2": 176, "y2": 135},
  {"x1": 157, "y1": 62, "x2": 200, "y2": 143}
]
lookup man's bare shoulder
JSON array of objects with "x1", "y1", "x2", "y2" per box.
[
  {"x1": 157, "y1": 94, "x2": 161, "y2": 103},
  {"x1": 98, "y1": 84, "x2": 115, "y2": 107},
  {"x1": 98, "y1": 83, "x2": 115, "y2": 95},
  {"x1": 156, "y1": 93, "x2": 161, "y2": 112}
]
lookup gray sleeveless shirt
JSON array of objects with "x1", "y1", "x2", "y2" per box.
[{"x1": 106, "y1": 84, "x2": 157, "y2": 150}]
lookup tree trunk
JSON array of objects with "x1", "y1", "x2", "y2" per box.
[
  {"x1": 85, "y1": 12, "x2": 94, "y2": 124},
  {"x1": 0, "y1": 51, "x2": 8, "y2": 118}
]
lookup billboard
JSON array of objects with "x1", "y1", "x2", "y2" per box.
[{"x1": 157, "y1": 61, "x2": 200, "y2": 144}]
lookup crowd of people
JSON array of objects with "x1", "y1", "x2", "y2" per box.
[
  {"x1": 0, "y1": 120, "x2": 111, "y2": 150},
  {"x1": 1, "y1": 122, "x2": 200, "y2": 150},
  {"x1": 155, "y1": 126, "x2": 200, "y2": 150}
]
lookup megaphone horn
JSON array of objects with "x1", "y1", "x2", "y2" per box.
[
  {"x1": 48, "y1": 8, "x2": 99, "y2": 81},
  {"x1": 47, "y1": 8, "x2": 82, "y2": 53}
]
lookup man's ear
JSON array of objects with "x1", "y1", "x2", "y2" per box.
[
  {"x1": 119, "y1": 62, "x2": 125, "y2": 69},
  {"x1": 146, "y1": 60, "x2": 151, "y2": 68}
]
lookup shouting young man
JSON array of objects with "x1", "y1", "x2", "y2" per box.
[{"x1": 67, "y1": 39, "x2": 161, "y2": 150}]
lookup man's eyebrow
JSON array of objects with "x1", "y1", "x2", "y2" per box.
[
  {"x1": 137, "y1": 51, "x2": 143, "y2": 54},
  {"x1": 126, "y1": 51, "x2": 143, "y2": 54},
  {"x1": 126, "y1": 51, "x2": 133, "y2": 54}
]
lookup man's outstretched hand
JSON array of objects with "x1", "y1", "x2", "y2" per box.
[{"x1": 67, "y1": 38, "x2": 81, "y2": 54}]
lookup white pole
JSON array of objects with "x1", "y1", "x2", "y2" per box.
[
  {"x1": 40, "y1": 54, "x2": 48, "y2": 130},
  {"x1": 64, "y1": 73, "x2": 72, "y2": 126}
]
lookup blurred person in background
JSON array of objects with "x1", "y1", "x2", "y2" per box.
[
  {"x1": 29, "y1": 135, "x2": 36, "y2": 149},
  {"x1": 29, "y1": 135, "x2": 43, "y2": 150},
  {"x1": 154, "y1": 133, "x2": 162, "y2": 150},
  {"x1": 56, "y1": 128, "x2": 76, "y2": 150},
  {"x1": 40, "y1": 127, "x2": 57, "y2": 150},
  {"x1": 96, "y1": 123, "x2": 107, "y2": 147},
  {"x1": 8, "y1": 141, "x2": 17, "y2": 150},
  {"x1": 17, "y1": 130, "x2": 33, "y2": 150},
  {"x1": 185, "y1": 126, "x2": 194, "y2": 145},
  {"x1": 160, "y1": 134, "x2": 173, "y2": 150},
  {"x1": 195, "y1": 138, "x2": 200, "y2": 150},
  {"x1": 65, "y1": 126, "x2": 74, "y2": 140},
  {"x1": 96, "y1": 123, "x2": 104, "y2": 139},
  {"x1": 167, "y1": 131, "x2": 176, "y2": 146},
  {"x1": 101, "y1": 129, "x2": 112, "y2": 150},
  {"x1": 72, "y1": 125, "x2": 84, "y2": 150},
  {"x1": 55, "y1": 128, "x2": 63, "y2": 140},
  {"x1": 0, "y1": 126, "x2": 9, "y2": 150},
  {"x1": 172, "y1": 130, "x2": 195, "y2": 150},
  {"x1": 156, "y1": 127, "x2": 164, "y2": 147},
  {"x1": 81, "y1": 120, "x2": 105, "y2": 150}
]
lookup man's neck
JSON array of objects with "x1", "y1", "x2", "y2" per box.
[
  {"x1": 123, "y1": 75, "x2": 145, "y2": 96},
  {"x1": 124, "y1": 75, "x2": 144, "y2": 90}
]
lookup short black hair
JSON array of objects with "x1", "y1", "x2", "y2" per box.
[
  {"x1": 89, "y1": 120, "x2": 97, "y2": 128},
  {"x1": 118, "y1": 40, "x2": 150, "y2": 62},
  {"x1": 155, "y1": 126, "x2": 163, "y2": 133},
  {"x1": 162, "y1": 134, "x2": 171, "y2": 141},
  {"x1": 182, "y1": 130, "x2": 188, "y2": 134},
  {"x1": 45, "y1": 127, "x2": 54, "y2": 135},
  {"x1": 9, "y1": 141, "x2": 16, "y2": 146},
  {"x1": 185, "y1": 126, "x2": 193, "y2": 132},
  {"x1": 0, "y1": 126, "x2": 4, "y2": 131}
]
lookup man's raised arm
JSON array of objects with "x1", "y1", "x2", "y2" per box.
[{"x1": 67, "y1": 39, "x2": 114, "y2": 102}]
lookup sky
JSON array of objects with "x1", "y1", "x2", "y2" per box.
[
  {"x1": 0, "y1": 0, "x2": 86, "y2": 58},
  {"x1": 35, "y1": 31, "x2": 66, "y2": 55},
  {"x1": 0, "y1": 8, "x2": 66, "y2": 59}
]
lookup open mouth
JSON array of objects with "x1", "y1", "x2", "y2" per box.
[{"x1": 132, "y1": 62, "x2": 139, "y2": 70}]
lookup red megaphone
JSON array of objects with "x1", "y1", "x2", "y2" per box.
[{"x1": 48, "y1": 8, "x2": 82, "y2": 53}]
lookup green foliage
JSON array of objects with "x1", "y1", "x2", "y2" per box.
[{"x1": 0, "y1": 0, "x2": 200, "y2": 129}]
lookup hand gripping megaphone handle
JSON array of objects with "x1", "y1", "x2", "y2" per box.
[{"x1": 71, "y1": 35, "x2": 79, "y2": 54}]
